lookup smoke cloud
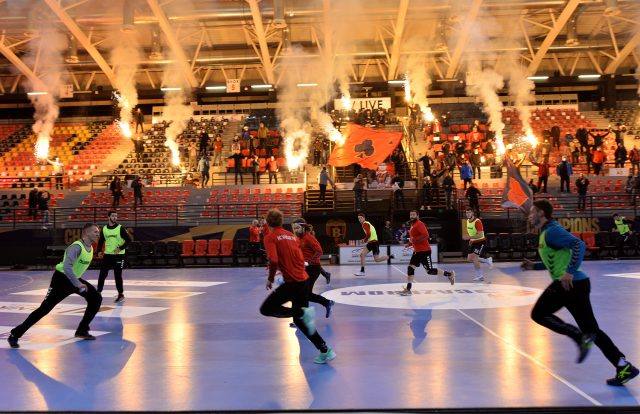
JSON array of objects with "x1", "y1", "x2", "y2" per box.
[
  {"x1": 466, "y1": 64, "x2": 505, "y2": 151},
  {"x1": 111, "y1": 33, "x2": 142, "y2": 138}
]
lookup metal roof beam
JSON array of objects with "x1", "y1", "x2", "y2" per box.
[{"x1": 445, "y1": 0, "x2": 483, "y2": 79}]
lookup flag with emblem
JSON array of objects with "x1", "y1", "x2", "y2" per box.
[
  {"x1": 327, "y1": 123, "x2": 403, "y2": 169},
  {"x1": 501, "y1": 157, "x2": 534, "y2": 213}
]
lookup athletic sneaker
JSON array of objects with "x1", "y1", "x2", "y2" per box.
[
  {"x1": 114, "y1": 294, "x2": 125, "y2": 304},
  {"x1": 445, "y1": 270, "x2": 456, "y2": 286},
  {"x1": 576, "y1": 333, "x2": 595, "y2": 363},
  {"x1": 472, "y1": 275, "x2": 485, "y2": 282},
  {"x1": 313, "y1": 347, "x2": 336, "y2": 364},
  {"x1": 354, "y1": 271, "x2": 365, "y2": 277},
  {"x1": 389, "y1": 254, "x2": 395, "y2": 259},
  {"x1": 607, "y1": 363, "x2": 640, "y2": 386},
  {"x1": 486, "y1": 256, "x2": 493, "y2": 269},
  {"x1": 74, "y1": 331, "x2": 96, "y2": 340},
  {"x1": 324, "y1": 272, "x2": 331, "y2": 284},
  {"x1": 7, "y1": 334, "x2": 19, "y2": 348},
  {"x1": 301, "y1": 307, "x2": 316, "y2": 335},
  {"x1": 399, "y1": 287, "x2": 412, "y2": 296},
  {"x1": 325, "y1": 300, "x2": 335, "y2": 318}
]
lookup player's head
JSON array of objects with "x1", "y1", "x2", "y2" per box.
[
  {"x1": 107, "y1": 210, "x2": 118, "y2": 223},
  {"x1": 529, "y1": 199, "x2": 553, "y2": 229},
  {"x1": 82, "y1": 223, "x2": 100, "y2": 243},
  {"x1": 465, "y1": 207, "x2": 475, "y2": 220},
  {"x1": 266, "y1": 208, "x2": 283, "y2": 228},
  {"x1": 409, "y1": 210, "x2": 419, "y2": 222},
  {"x1": 613, "y1": 213, "x2": 620, "y2": 220},
  {"x1": 292, "y1": 217, "x2": 307, "y2": 236},
  {"x1": 357, "y1": 212, "x2": 366, "y2": 224}
]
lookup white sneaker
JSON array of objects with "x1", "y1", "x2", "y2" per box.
[
  {"x1": 446, "y1": 270, "x2": 456, "y2": 285},
  {"x1": 354, "y1": 271, "x2": 365, "y2": 277},
  {"x1": 472, "y1": 275, "x2": 485, "y2": 282},
  {"x1": 486, "y1": 256, "x2": 493, "y2": 269},
  {"x1": 399, "y1": 287, "x2": 412, "y2": 296}
]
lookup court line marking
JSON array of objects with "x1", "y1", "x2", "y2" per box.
[{"x1": 391, "y1": 264, "x2": 602, "y2": 406}]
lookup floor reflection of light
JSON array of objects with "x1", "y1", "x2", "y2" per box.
[
  {"x1": 164, "y1": 300, "x2": 194, "y2": 407},
  {"x1": 272, "y1": 321, "x2": 313, "y2": 406},
  {"x1": 115, "y1": 322, "x2": 144, "y2": 411}
]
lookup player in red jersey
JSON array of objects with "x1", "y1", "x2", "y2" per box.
[
  {"x1": 400, "y1": 210, "x2": 455, "y2": 295},
  {"x1": 259, "y1": 209, "x2": 336, "y2": 364}
]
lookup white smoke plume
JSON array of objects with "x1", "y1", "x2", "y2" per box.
[
  {"x1": 161, "y1": 60, "x2": 193, "y2": 166},
  {"x1": 466, "y1": 64, "x2": 505, "y2": 153},
  {"x1": 503, "y1": 62, "x2": 536, "y2": 147},
  {"x1": 22, "y1": 22, "x2": 66, "y2": 160},
  {"x1": 111, "y1": 33, "x2": 142, "y2": 138}
]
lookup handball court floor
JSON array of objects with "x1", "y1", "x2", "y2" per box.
[{"x1": 0, "y1": 260, "x2": 640, "y2": 413}]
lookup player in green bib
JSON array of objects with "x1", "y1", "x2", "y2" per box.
[
  {"x1": 521, "y1": 200, "x2": 638, "y2": 386},
  {"x1": 96, "y1": 211, "x2": 132, "y2": 303},
  {"x1": 7, "y1": 223, "x2": 103, "y2": 349},
  {"x1": 612, "y1": 213, "x2": 634, "y2": 259}
]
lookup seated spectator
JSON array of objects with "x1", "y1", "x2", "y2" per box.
[{"x1": 394, "y1": 223, "x2": 409, "y2": 245}]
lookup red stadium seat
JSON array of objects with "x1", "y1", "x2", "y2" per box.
[{"x1": 181, "y1": 240, "x2": 195, "y2": 257}]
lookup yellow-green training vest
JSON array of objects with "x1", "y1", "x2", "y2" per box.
[
  {"x1": 55, "y1": 240, "x2": 93, "y2": 279},
  {"x1": 538, "y1": 230, "x2": 581, "y2": 281},
  {"x1": 615, "y1": 218, "x2": 630, "y2": 236},
  {"x1": 466, "y1": 219, "x2": 478, "y2": 236},
  {"x1": 103, "y1": 224, "x2": 126, "y2": 255},
  {"x1": 363, "y1": 221, "x2": 378, "y2": 242}
]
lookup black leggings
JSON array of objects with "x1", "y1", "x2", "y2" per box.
[
  {"x1": 306, "y1": 265, "x2": 330, "y2": 307},
  {"x1": 11, "y1": 271, "x2": 102, "y2": 338},
  {"x1": 531, "y1": 279, "x2": 623, "y2": 367},
  {"x1": 260, "y1": 280, "x2": 327, "y2": 352},
  {"x1": 97, "y1": 254, "x2": 125, "y2": 294}
]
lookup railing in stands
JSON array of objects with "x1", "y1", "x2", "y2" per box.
[
  {"x1": 0, "y1": 175, "x2": 72, "y2": 190},
  {"x1": 0, "y1": 201, "x2": 304, "y2": 228}
]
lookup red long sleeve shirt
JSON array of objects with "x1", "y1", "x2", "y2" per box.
[
  {"x1": 299, "y1": 232, "x2": 322, "y2": 265},
  {"x1": 264, "y1": 227, "x2": 308, "y2": 283},
  {"x1": 249, "y1": 225, "x2": 260, "y2": 242},
  {"x1": 407, "y1": 220, "x2": 431, "y2": 252}
]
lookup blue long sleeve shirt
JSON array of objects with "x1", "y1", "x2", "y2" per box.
[{"x1": 533, "y1": 220, "x2": 587, "y2": 280}]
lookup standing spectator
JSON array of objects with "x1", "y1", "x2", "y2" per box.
[
  {"x1": 556, "y1": 156, "x2": 573, "y2": 193},
  {"x1": 38, "y1": 190, "x2": 50, "y2": 229},
  {"x1": 257, "y1": 122, "x2": 269, "y2": 150},
  {"x1": 417, "y1": 152, "x2": 432, "y2": 177},
  {"x1": 199, "y1": 131, "x2": 209, "y2": 156},
  {"x1": 353, "y1": 174, "x2": 365, "y2": 211},
  {"x1": 312, "y1": 137, "x2": 323, "y2": 166},
  {"x1": 589, "y1": 129, "x2": 609, "y2": 148},
  {"x1": 575, "y1": 173, "x2": 590, "y2": 211},
  {"x1": 570, "y1": 142, "x2": 580, "y2": 165},
  {"x1": 248, "y1": 219, "x2": 261, "y2": 265},
  {"x1": 611, "y1": 123, "x2": 625, "y2": 145},
  {"x1": 230, "y1": 135, "x2": 241, "y2": 154},
  {"x1": 442, "y1": 171, "x2": 455, "y2": 209},
  {"x1": 460, "y1": 160, "x2": 474, "y2": 190},
  {"x1": 267, "y1": 155, "x2": 278, "y2": 184},
  {"x1": 240, "y1": 126, "x2": 251, "y2": 149},
  {"x1": 528, "y1": 179, "x2": 538, "y2": 194},
  {"x1": 188, "y1": 141, "x2": 198, "y2": 171},
  {"x1": 251, "y1": 154, "x2": 261, "y2": 184},
  {"x1": 629, "y1": 145, "x2": 640, "y2": 176},
  {"x1": 132, "y1": 176, "x2": 144, "y2": 210},
  {"x1": 110, "y1": 177, "x2": 123, "y2": 207},
  {"x1": 550, "y1": 125, "x2": 561, "y2": 150},
  {"x1": 614, "y1": 143, "x2": 627, "y2": 168},
  {"x1": 445, "y1": 151, "x2": 457, "y2": 173},
  {"x1": 391, "y1": 174, "x2": 405, "y2": 208},
  {"x1": 229, "y1": 150, "x2": 245, "y2": 185},
  {"x1": 47, "y1": 157, "x2": 64, "y2": 189},
  {"x1": 531, "y1": 157, "x2": 550, "y2": 193},
  {"x1": 576, "y1": 127, "x2": 588, "y2": 153},
  {"x1": 212, "y1": 134, "x2": 223, "y2": 166},
  {"x1": 318, "y1": 166, "x2": 334, "y2": 205},
  {"x1": 465, "y1": 181, "x2": 482, "y2": 216},
  {"x1": 422, "y1": 175, "x2": 432, "y2": 206},
  {"x1": 28, "y1": 186, "x2": 39, "y2": 219},
  {"x1": 322, "y1": 137, "x2": 331, "y2": 165},
  {"x1": 381, "y1": 220, "x2": 394, "y2": 244},
  {"x1": 470, "y1": 149, "x2": 482, "y2": 179},
  {"x1": 395, "y1": 223, "x2": 409, "y2": 244},
  {"x1": 592, "y1": 146, "x2": 606, "y2": 176},
  {"x1": 198, "y1": 155, "x2": 210, "y2": 188},
  {"x1": 133, "y1": 136, "x2": 144, "y2": 159},
  {"x1": 135, "y1": 108, "x2": 145, "y2": 133}
]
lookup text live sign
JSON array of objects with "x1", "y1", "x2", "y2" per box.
[{"x1": 334, "y1": 97, "x2": 391, "y2": 111}]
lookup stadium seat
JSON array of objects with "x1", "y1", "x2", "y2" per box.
[{"x1": 181, "y1": 240, "x2": 195, "y2": 257}]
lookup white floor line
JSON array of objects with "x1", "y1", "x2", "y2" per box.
[{"x1": 391, "y1": 264, "x2": 602, "y2": 407}]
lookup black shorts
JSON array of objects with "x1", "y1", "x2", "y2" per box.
[
  {"x1": 469, "y1": 241, "x2": 486, "y2": 257},
  {"x1": 366, "y1": 241, "x2": 380, "y2": 256},
  {"x1": 410, "y1": 250, "x2": 432, "y2": 270}
]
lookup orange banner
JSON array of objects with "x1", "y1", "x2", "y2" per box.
[{"x1": 327, "y1": 124, "x2": 403, "y2": 169}]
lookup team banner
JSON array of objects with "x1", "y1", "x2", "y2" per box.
[
  {"x1": 327, "y1": 124, "x2": 403, "y2": 169},
  {"x1": 501, "y1": 157, "x2": 534, "y2": 213}
]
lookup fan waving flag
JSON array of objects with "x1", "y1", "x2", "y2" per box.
[
  {"x1": 327, "y1": 123, "x2": 403, "y2": 169},
  {"x1": 501, "y1": 157, "x2": 534, "y2": 213}
]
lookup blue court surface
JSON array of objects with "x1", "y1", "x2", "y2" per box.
[{"x1": 0, "y1": 261, "x2": 639, "y2": 412}]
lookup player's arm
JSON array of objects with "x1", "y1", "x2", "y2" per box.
[
  {"x1": 309, "y1": 237, "x2": 323, "y2": 263},
  {"x1": 62, "y1": 244, "x2": 85, "y2": 290},
  {"x1": 264, "y1": 237, "x2": 278, "y2": 283},
  {"x1": 362, "y1": 222, "x2": 371, "y2": 243}
]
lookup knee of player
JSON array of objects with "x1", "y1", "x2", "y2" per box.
[
  {"x1": 466, "y1": 256, "x2": 475, "y2": 263},
  {"x1": 259, "y1": 304, "x2": 271, "y2": 316},
  {"x1": 407, "y1": 265, "x2": 415, "y2": 276}
]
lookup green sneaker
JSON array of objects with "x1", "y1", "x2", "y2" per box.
[
  {"x1": 314, "y1": 347, "x2": 336, "y2": 364},
  {"x1": 576, "y1": 333, "x2": 595, "y2": 364},
  {"x1": 301, "y1": 307, "x2": 316, "y2": 335},
  {"x1": 607, "y1": 363, "x2": 640, "y2": 386}
]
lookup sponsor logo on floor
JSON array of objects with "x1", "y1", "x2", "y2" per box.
[
  {"x1": 12, "y1": 289, "x2": 205, "y2": 300},
  {"x1": 0, "y1": 326, "x2": 109, "y2": 350},
  {"x1": 0, "y1": 301, "x2": 167, "y2": 318},
  {"x1": 323, "y1": 283, "x2": 542, "y2": 310}
]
